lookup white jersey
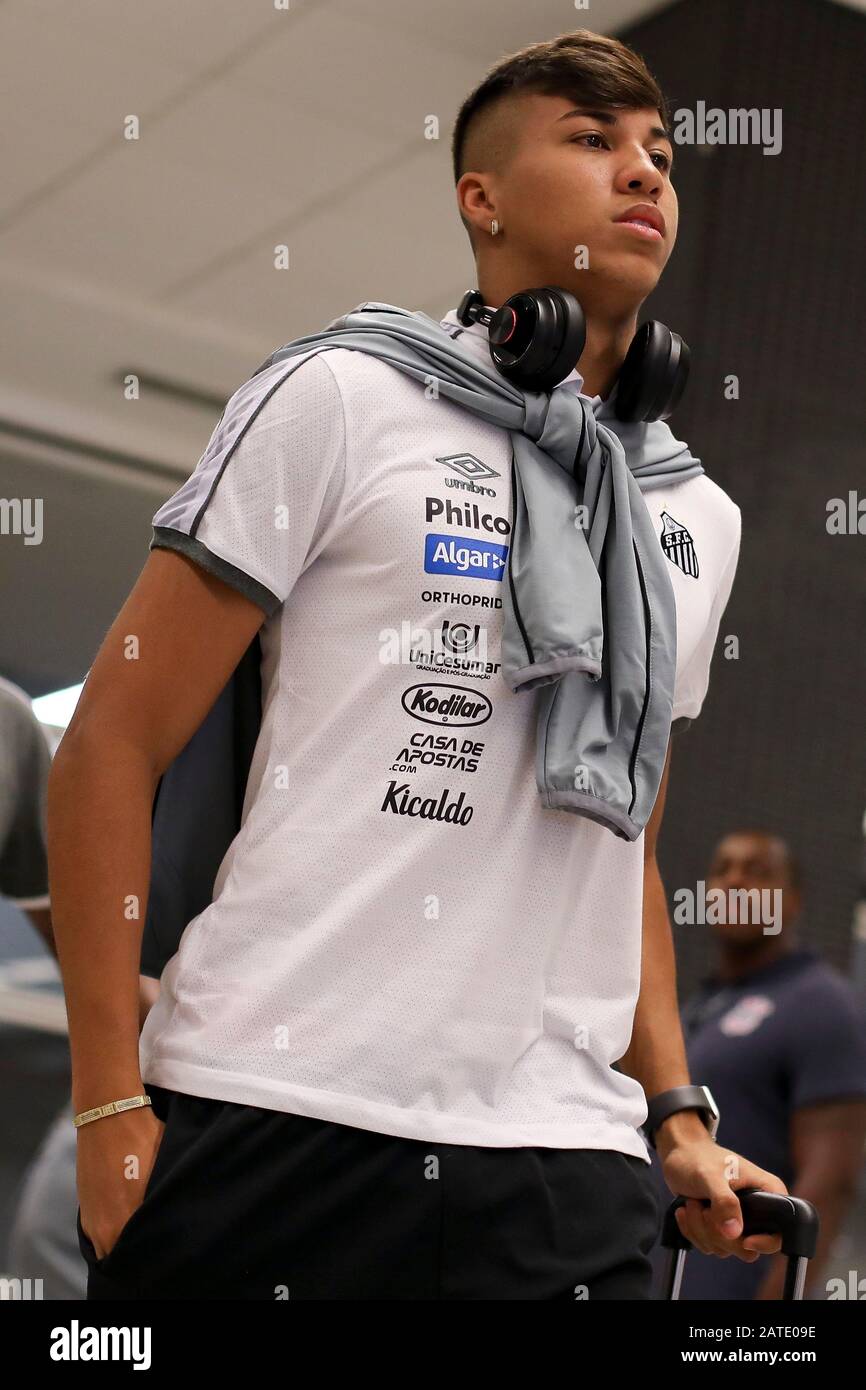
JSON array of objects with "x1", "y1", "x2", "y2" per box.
[{"x1": 138, "y1": 307, "x2": 741, "y2": 1157}]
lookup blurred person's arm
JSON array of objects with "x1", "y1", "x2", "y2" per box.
[
  {"x1": 753, "y1": 1098, "x2": 866, "y2": 1299},
  {"x1": 24, "y1": 904, "x2": 55, "y2": 954},
  {"x1": 753, "y1": 976, "x2": 866, "y2": 1299},
  {"x1": 47, "y1": 548, "x2": 265, "y2": 1256},
  {"x1": 0, "y1": 688, "x2": 159, "y2": 1028},
  {"x1": 0, "y1": 674, "x2": 157, "y2": 1022},
  {"x1": 0, "y1": 680, "x2": 53, "y2": 923}
]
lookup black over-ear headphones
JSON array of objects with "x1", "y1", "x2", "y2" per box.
[{"x1": 456, "y1": 286, "x2": 690, "y2": 422}]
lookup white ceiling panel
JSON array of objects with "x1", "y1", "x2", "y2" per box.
[
  {"x1": 0, "y1": 0, "x2": 315, "y2": 223},
  {"x1": 236, "y1": 3, "x2": 476, "y2": 137},
  {"x1": 0, "y1": 5, "x2": 184, "y2": 217},
  {"x1": 172, "y1": 138, "x2": 471, "y2": 333},
  {"x1": 0, "y1": 135, "x2": 294, "y2": 294},
  {"x1": 20, "y1": 0, "x2": 290, "y2": 74},
  {"x1": 338, "y1": 0, "x2": 676, "y2": 57}
]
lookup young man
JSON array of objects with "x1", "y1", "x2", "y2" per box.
[{"x1": 48, "y1": 30, "x2": 788, "y2": 1300}]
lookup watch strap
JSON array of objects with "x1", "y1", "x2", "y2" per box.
[{"x1": 644, "y1": 1084, "x2": 719, "y2": 1148}]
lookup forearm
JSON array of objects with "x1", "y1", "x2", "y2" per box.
[
  {"x1": 619, "y1": 853, "x2": 692, "y2": 1102},
  {"x1": 27, "y1": 905, "x2": 157, "y2": 1033},
  {"x1": 47, "y1": 729, "x2": 159, "y2": 1113}
]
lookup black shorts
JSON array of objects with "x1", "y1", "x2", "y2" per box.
[{"x1": 77, "y1": 1084, "x2": 661, "y2": 1300}]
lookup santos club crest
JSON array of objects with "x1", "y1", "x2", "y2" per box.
[{"x1": 659, "y1": 511, "x2": 699, "y2": 578}]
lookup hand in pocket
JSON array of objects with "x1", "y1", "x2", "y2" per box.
[{"x1": 77, "y1": 1108, "x2": 166, "y2": 1260}]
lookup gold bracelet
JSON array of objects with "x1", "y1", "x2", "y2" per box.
[{"x1": 73, "y1": 1094, "x2": 153, "y2": 1128}]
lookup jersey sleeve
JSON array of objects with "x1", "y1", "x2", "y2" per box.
[
  {"x1": 0, "y1": 683, "x2": 52, "y2": 908},
  {"x1": 786, "y1": 981, "x2": 866, "y2": 1109},
  {"x1": 149, "y1": 350, "x2": 347, "y2": 617},
  {"x1": 672, "y1": 506, "x2": 742, "y2": 724}
]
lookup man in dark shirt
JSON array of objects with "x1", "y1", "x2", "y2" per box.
[{"x1": 649, "y1": 829, "x2": 866, "y2": 1300}]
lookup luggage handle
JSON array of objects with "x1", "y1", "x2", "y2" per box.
[{"x1": 660, "y1": 1187, "x2": 819, "y2": 1301}]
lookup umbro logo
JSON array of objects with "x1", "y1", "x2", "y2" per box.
[
  {"x1": 437, "y1": 453, "x2": 500, "y2": 482},
  {"x1": 659, "y1": 511, "x2": 699, "y2": 579},
  {"x1": 437, "y1": 453, "x2": 499, "y2": 497}
]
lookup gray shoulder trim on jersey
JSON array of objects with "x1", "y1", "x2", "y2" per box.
[
  {"x1": 190, "y1": 363, "x2": 296, "y2": 537},
  {"x1": 150, "y1": 526, "x2": 281, "y2": 617},
  {"x1": 153, "y1": 357, "x2": 319, "y2": 542}
]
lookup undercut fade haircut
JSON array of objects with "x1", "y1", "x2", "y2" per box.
[{"x1": 451, "y1": 30, "x2": 670, "y2": 247}]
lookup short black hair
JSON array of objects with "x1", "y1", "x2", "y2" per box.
[{"x1": 451, "y1": 29, "x2": 670, "y2": 190}]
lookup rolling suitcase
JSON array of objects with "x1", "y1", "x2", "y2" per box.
[{"x1": 660, "y1": 1187, "x2": 819, "y2": 1300}]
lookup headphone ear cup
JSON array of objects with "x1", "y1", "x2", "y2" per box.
[
  {"x1": 489, "y1": 286, "x2": 586, "y2": 393},
  {"x1": 614, "y1": 321, "x2": 690, "y2": 422},
  {"x1": 535, "y1": 286, "x2": 587, "y2": 392},
  {"x1": 659, "y1": 334, "x2": 689, "y2": 420}
]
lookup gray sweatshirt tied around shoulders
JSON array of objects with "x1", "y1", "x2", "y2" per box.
[{"x1": 254, "y1": 301, "x2": 704, "y2": 841}]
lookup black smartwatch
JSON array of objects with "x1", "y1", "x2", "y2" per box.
[{"x1": 643, "y1": 1084, "x2": 720, "y2": 1149}]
